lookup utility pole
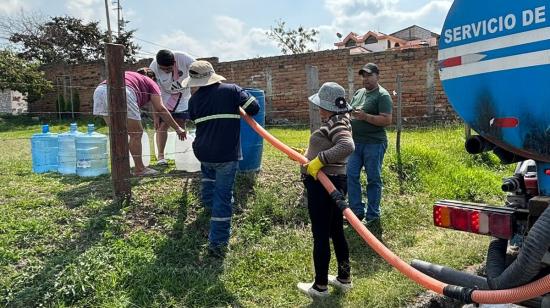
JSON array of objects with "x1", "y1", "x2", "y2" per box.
[
  {"x1": 104, "y1": 0, "x2": 112, "y2": 43},
  {"x1": 113, "y1": 0, "x2": 123, "y2": 38}
]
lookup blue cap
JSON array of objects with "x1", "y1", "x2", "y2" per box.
[
  {"x1": 87, "y1": 123, "x2": 95, "y2": 134},
  {"x1": 42, "y1": 124, "x2": 49, "y2": 134}
]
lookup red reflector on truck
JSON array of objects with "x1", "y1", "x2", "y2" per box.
[
  {"x1": 490, "y1": 117, "x2": 519, "y2": 128},
  {"x1": 433, "y1": 203, "x2": 513, "y2": 239},
  {"x1": 470, "y1": 211, "x2": 480, "y2": 233},
  {"x1": 489, "y1": 213, "x2": 513, "y2": 239},
  {"x1": 450, "y1": 208, "x2": 469, "y2": 231}
]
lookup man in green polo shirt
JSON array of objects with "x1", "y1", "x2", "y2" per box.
[{"x1": 347, "y1": 62, "x2": 393, "y2": 222}]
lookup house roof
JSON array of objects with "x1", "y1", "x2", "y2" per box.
[
  {"x1": 348, "y1": 46, "x2": 373, "y2": 55},
  {"x1": 389, "y1": 25, "x2": 440, "y2": 39},
  {"x1": 334, "y1": 31, "x2": 407, "y2": 47}
]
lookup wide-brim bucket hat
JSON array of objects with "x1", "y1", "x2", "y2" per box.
[
  {"x1": 308, "y1": 82, "x2": 352, "y2": 113},
  {"x1": 181, "y1": 60, "x2": 226, "y2": 87}
]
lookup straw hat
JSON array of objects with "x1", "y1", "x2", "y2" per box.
[{"x1": 181, "y1": 60, "x2": 226, "y2": 87}]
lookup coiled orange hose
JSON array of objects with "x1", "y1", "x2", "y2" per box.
[{"x1": 240, "y1": 108, "x2": 550, "y2": 304}]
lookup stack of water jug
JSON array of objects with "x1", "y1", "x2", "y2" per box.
[{"x1": 31, "y1": 123, "x2": 109, "y2": 177}]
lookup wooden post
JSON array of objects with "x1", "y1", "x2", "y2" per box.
[
  {"x1": 426, "y1": 58, "x2": 436, "y2": 119},
  {"x1": 69, "y1": 76, "x2": 74, "y2": 119},
  {"x1": 347, "y1": 64, "x2": 355, "y2": 101},
  {"x1": 62, "y1": 76, "x2": 67, "y2": 119},
  {"x1": 265, "y1": 67, "x2": 273, "y2": 123},
  {"x1": 306, "y1": 64, "x2": 320, "y2": 132},
  {"x1": 56, "y1": 77, "x2": 62, "y2": 121},
  {"x1": 396, "y1": 74, "x2": 404, "y2": 195},
  {"x1": 105, "y1": 43, "x2": 131, "y2": 201}
]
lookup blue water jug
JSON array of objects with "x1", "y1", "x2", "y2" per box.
[
  {"x1": 75, "y1": 124, "x2": 109, "y2": 177},
  {"x1": 58, "y1": 123, "x2": 83, "y2": 174},
  {"x1": 239, "y1": 88, "x2": 265, "y2": 172},
  {"x1": 31, "y1": 124, "x2": 59, "y2": 173}
]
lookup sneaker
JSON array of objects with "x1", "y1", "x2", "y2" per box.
[
  {"x1": 366, "y1": 217, "x2": 381, "y2": 227},
  {"x1": 297, "y1": 282, "x2": 329, "y2": 298},
  {"x1": 133, "y1": 167, "x2": 159, "y2": 177},
  {"x1": 366, "y1": 216, "x2": 380, "y2": 223},
  {"x1": 328, "y1": 275, "x2": 353, "y2": 292},
  {"x1": 156, "y1": 159, "x2": 168, "y2": 166}
]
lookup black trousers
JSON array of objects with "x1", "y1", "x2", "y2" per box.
[{"x1": 303, "y1": 174, "x2": 351, "y2": 286}]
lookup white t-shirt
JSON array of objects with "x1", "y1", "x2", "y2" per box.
[{"x1": 149, "y1": 51, "x2": 195, "y2": 113}]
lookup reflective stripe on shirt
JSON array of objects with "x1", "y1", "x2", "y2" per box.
[
  {"x1": 211, "y1": 216, "x2": 231, "y2": 222},
  {"x1": 193, "y1": 114, "x2": 240, "y2": 124},
  {"x1": 241, "y1": 96, "x2": 256, "y2": 110}
]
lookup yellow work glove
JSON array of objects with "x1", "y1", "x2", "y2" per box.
[
  {"x1": 290, "y1": 146, "x2": 306, "y2": 155},
  {"x1": 306, "y1": 157, "x2": 324, "y2": 180}
]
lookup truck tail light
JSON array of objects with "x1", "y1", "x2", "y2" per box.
[
  {"x1": 433, "y1": 201, "x2": 514, "y2": 239},
  {"x1": 489, "y1": 213, "x2": 513, "y2": 239}
]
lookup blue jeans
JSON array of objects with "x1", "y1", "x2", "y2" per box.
[
  {"x1": 200, "y1": 161, "x2": 238, "y2": 248},
  {"x1": 346, "y1": 142, "x2": 387, "y2": 220}
]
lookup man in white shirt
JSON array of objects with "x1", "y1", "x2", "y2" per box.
[{"x1": 149, "y1": 49, "x2": 195, "y2": 165}]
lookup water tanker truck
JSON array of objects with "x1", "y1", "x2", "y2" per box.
[{"x1": 411, "y1": 1, "x2": 550, "y2": 307}]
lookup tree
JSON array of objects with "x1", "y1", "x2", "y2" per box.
[
  {"x1": 266, "y1": 20, "x2": 319, "y2": 55},
  {"x1": 111, "y1": 20, "x2": 140, "y2": 63},
  {"x1": 0, "y1": 12, "x2": 140, "y2": 64},
  {"x1": 0, "y1": 49, "x2": 53, "y2": 102}
]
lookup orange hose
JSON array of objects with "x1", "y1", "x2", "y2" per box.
[
  {"x1": 472, "y1": 275, "x2": 550, "y2": 304},
  {"x1": 239, "y1": 108, "x2": 550, "y2": 304}
]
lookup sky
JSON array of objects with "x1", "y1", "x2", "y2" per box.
[{"x1": 0, "y1": 0, "x2": 453, "y2": 62}]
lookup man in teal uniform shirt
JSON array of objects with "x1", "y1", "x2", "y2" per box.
[{"x1": 347, "y1": 62, "x2": 393, "y2": 222}]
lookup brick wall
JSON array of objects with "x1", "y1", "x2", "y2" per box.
[
  {"x1": 33, "y1": 59, "x2": 150, "y2": 117},
  {"x1": 32, "y1": 47, "x2": 459, "y2": 125}
]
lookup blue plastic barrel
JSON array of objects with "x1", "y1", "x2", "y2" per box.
[
  {"x1": 58, "y1": 123, "x2": 83, "y2": 174},
  {"x1": 31, "y1": 124, "x2": 59, "y2": 173},
  {"x1": 75, "y1": 124, "x2": 109, "y2": 177},
  {"x1": 239, "y1": 88, "x2": 265, "y2": 172}
]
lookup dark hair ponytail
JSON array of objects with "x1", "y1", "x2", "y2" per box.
[{"x1": 137, "y1": 67, "x2": 157, "y2": 81}]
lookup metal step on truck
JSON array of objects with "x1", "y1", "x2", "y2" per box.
[{"x1": 410, "y1": 1, "x2": 550, "y2": 307}]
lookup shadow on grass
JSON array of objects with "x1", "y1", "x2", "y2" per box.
[
  {"x1": 123, "y1": 175, "x2": 240, "y2": 307},
  {"x1": 345, "y1": 218, "x2": 388, "y2": 279},
  {"x1": 305, "y1": 295, "x2": 344, "y2": 308},
  {"x1": 161, "y1": 168, "x2": 258, "y2": 215},
  {"x1": 3, "y1": 196, "x2": 126, "y2": 306},
  {"x1": 2, "y1": 171, "x2": 239, "y2": 307},
  {"x1": 54, "y1": 174, "x2": 114, "y2": 208},
  {"x1": 234, "y1": 171, "x2": 258, "y2": 214}
]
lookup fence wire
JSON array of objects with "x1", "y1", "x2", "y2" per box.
[{"x1": 1, "y1": 73, "x2": 466, "y2": 190}]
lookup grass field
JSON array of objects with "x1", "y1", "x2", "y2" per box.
[{"x1": 0, "y1": 116, "x2": 513, "y2": 307}]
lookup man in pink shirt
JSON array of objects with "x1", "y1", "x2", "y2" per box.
[{"x1": 93, "y1": 70, "x2": 186, "y2": 176}]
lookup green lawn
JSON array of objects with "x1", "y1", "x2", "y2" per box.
[{"x1": 0, "y1": 116, "x2": 513, "y2": 307}]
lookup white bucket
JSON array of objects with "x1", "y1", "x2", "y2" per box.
[
  {"x1": 154, "y1": 131, "x2": 177, "y2": 160},
  {"x1": 129, "y1": 131, "x2": 150, "y2": 168},
  {"x1": 175, "y1": 132, "x2": 201, "y2": 172}
]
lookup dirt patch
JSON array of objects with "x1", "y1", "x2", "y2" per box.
[{"x1": 407, "y1": 264, "x2": 484, "y2": 308}]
